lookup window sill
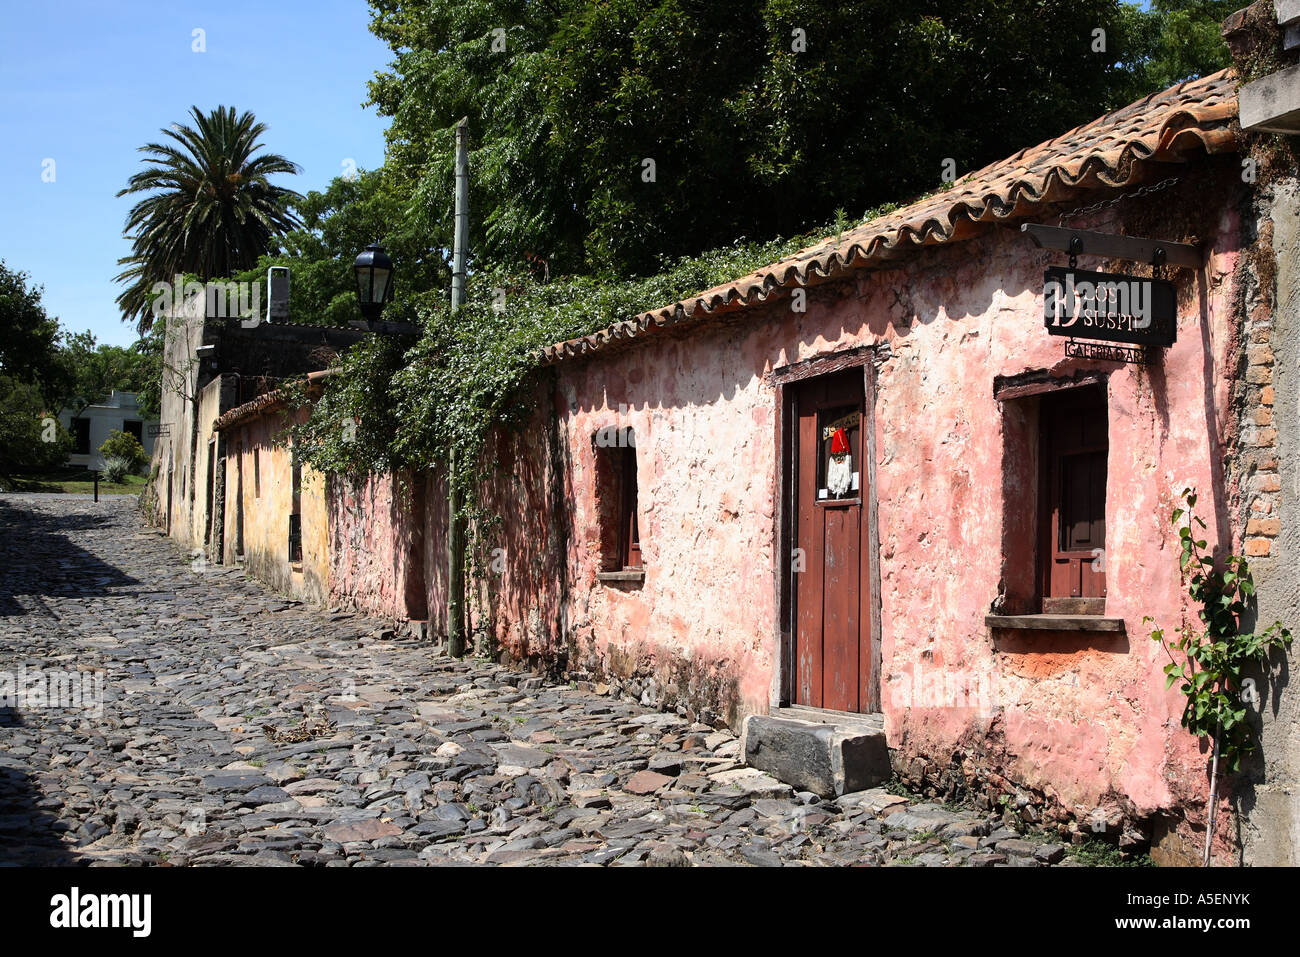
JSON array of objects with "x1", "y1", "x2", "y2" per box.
[
  {"x1": 597, "y1": 569, "x2": 645, "y2": 583},
  {"x1": 985, "y1": 614, "x2": 1125, "y2": 633},
  {"x1": 815, "y1": 497, "x2": 861, "y2": 509}
]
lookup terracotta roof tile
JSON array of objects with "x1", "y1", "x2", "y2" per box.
[
  {"x1": 212, "y1": 368, "x2": 336, "y2": 433},
  {"x1": 538, "y1": 69, "x2": 1239, "y2": 365}
]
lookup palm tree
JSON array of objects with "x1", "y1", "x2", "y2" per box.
[{"x1": 115, "y1": 105, "x2": 304, "y2": 332}]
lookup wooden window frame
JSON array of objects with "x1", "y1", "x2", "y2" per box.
[
  {"x1": 619, "y1": 445, "x2": 641, "y2": 571},
  {"x1": 593, "y1": 430, "x2": 645, "y2": 584},
  {"x1": 288, "y1": 451, "x2": 303, "y2": 566},
  {"x1": 993, "y1": 374, "x2": 1107, "y2": 621},
  {"x1": 991, "y1": 374, "x2": 1122, "y2": 629},
  {"x1": 1037, "y1": 387, "x2": 1108, "y2": 615}
]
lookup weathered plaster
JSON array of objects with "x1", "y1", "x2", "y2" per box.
[
  {"x1": 220, "y1": 408, "x2": 328, "y2": 604},
  {"x1": 453, "y1": 170, "x2": 1253, "y2": 851},
  {"x1": 1240, "y1": 176, "x2": 1300, "y2": 866},
  {"x1": 326, "y1": 471, "x2": 424, "y2": 622}
]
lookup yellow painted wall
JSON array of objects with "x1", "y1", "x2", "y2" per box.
[{"x1": 220, "y1": 407, "x2": 327, "y2": 603}]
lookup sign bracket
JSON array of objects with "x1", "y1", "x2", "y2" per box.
[{"x1": 1021, "y1": 223, "x2": 1202, "y2": 270}]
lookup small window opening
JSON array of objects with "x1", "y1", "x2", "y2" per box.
[
  {"x1": 593, "y1": 428, "x2": 643, "y2": 577},
  {"x1": 620, "y1": 445, "x2": 641, "y2": 570},
  {"x1": 288, "y1": 453, "x2": 302, "y2": 565},
  {"x1": 1039, "y1": 387, "x2": 1107, "y2": 614},
  {"x1": 995, "y1": 380, "x2": 1108, "y2": 617}
]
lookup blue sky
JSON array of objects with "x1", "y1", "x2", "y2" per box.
[{"x1": 0, "y1": 0, "x2": 391, "y2": 347}]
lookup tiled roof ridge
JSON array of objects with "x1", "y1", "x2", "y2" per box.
[
  {"x1": 537, "y1": 69, "x2": 1239, "y2": 365},
  {"x1": 211, "y1": 368, "x2": 337, "y2": 433}
]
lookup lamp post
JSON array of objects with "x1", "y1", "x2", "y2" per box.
[{"x1": 353, "y1": 243, "x2": 395, "y2": 323}]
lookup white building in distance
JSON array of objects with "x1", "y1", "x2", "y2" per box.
[{"x1": 57, "y1": 390, "x2": 158, "y2": 470}]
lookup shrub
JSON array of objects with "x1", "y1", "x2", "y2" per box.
[
  {"x1": 99, "y1": 429, "x2": 148, "y2": 472},
  {"x1": 102, "y1": 455, "x2": 134, "y2": 484}
]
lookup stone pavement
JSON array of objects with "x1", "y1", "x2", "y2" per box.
[{"x1": 0, "y1": 495, "x2": 1073, "y2": 867}]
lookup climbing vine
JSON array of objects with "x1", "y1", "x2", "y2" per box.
[
  {"x1": 1145, "y1": 488, "x2": 1291, "y2": 774},
  {"x1": 283, "y1": 209, "x2": 901, "y2": 579}
]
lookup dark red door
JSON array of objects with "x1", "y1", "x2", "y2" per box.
[{"x1": 793, "y1": 370, "x2": 873, "y2": 713}]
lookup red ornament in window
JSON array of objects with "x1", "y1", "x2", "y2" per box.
[{"x1": 827, "y1": 426, "x2": 852, "y2": 496}]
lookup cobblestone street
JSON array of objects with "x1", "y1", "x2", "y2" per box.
[{"x1": 0, "y1": 495, "x2": 1072, "y2": 867}]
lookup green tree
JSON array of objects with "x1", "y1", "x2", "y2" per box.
[
  {"x1": 99, "y1": 429, "x2": 149, "y2": 472},
  {"x1": 368, "y1": 0, "x2": 582, "y2": 276},
  {"x1": 1121, "y1": 0, "x2": 1241, "y2": 93},
  {"x1": 0, "y1": 260, "x2": 67, "y2": 406},
  {"x1": 130, "y1": 323, "x2": 165, "y2": 421},
  {"x1": 0, "y1": 375, "x2": 72, "y2": 481},
  {"x1": 55, "y1": 331, "x2": 159, "y2": 419},
  {"x1": 226, "y1": 167, "x2": 447, "y2": 327},
  {"x1": 365, "y1": 0, "x2": 1236, "y2": 279},
  {"x1": 115, "y1": 105, "x2": 304, "y2": 332}
]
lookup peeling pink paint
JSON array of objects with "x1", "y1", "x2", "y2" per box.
[
  {"x1": 438, "y1": 172, "x2": 1249, "y2": 840},
  {"x1": 327, "y1": 472, "x2": 425, "y2": 622},
  {"x1": 190, "y1": 171, "x2": 1253, "y2": 859}
]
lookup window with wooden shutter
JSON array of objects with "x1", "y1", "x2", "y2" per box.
[
  {"x1": 620, "y1": 445, "x2": 641, "y2": 570},
  {"x1": 592, "y1": 429, "x2": 644, "y2": 581},
  {"x1": 1039, "y1": 387, "x2": 1107, "y2": 614},
  {"x1": 288, "y1": 452, "x2": 303, "y2": 564}
]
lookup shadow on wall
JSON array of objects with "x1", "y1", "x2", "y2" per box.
[
  {"x1": 466, "y1": 384, "x2": 571, "y2": 664},
  {"x1": 1231, "y1": 640, "x2": 1293, "y2": 861}
]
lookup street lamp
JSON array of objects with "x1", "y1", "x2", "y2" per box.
[{"x1": 353, "y1": 243, "x2": 394, "y2": 322}]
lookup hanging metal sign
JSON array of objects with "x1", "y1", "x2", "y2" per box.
[{"x1": 1043, "y1": 266, "x2": 1176, "y2": 348}]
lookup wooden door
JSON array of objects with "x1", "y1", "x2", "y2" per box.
[
  {"x1": 234, "y1": 445, "x2": 245, "y2": 557},
  {"x1": 793, "y1": 370, "x2": 873, "y2": 712}
]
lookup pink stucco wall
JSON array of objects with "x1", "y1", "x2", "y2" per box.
[
  {"x1": 550, "y1": 325, "x2": 780, "y2": 719},
  {"x1": 864, "y1": 217, "x2": 1240, "y2": 826},
  {"x1": 442, "y1": 168, "x2": 1250, "y2": 847},
  {"x1": 326, "y1": 470, "x2": 426, "y2": 623}
]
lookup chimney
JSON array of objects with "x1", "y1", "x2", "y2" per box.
[{"x1": 267, "y1": 266, "x2": 290, "y2": 323}]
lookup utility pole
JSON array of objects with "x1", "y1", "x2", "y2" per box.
[{"x1": 447, "y1": 117, "x2": 469, "y2": 657}]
